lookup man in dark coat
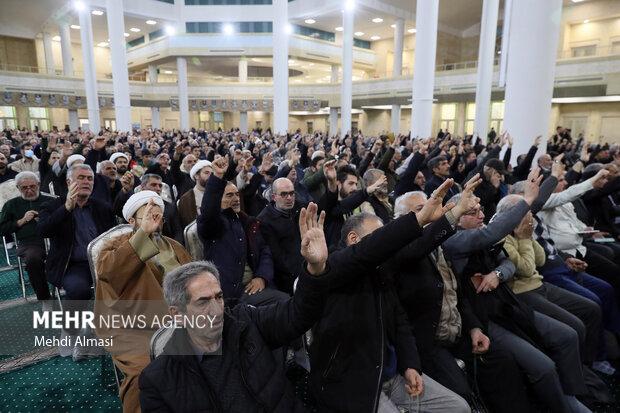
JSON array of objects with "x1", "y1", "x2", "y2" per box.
[
  {"x1": 37, "y1": 163, "x2": 115, "y2": 356},
  {"x1": 139, "y1": 204, "x2": 330, "y2": 412},
  {"x1": 197, "y1": 155, "x2": 287, "y2": 305},
  {"x1": 257, "y1": 160, "x2": 337, "y2": 294}
]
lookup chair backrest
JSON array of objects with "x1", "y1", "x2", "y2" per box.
[
  {"x1": 150, "y1": 322, "x2": 175, "y2": 361},
  {"x1": 134, "y1": 183, "x2": 173, "y2": 203},
  {"x1": 87, "y1": 224, "x2": 133, "y2": 285},
  {"x1": 48, "y1": 182, "x2": 56, "y2": 196},
  {"x1": 183, "y1": 220, "x2": 204, "y2": 260},
  {"x1": 0, "y1": 180, "x2": 21, "y2": 209}
]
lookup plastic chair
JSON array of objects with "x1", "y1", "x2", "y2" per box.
[{"x1": 183, "y1": 220, "x2": 204, "y2": 260}]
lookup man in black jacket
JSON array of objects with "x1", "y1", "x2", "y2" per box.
[
  {"x1": 257, "y1": 160, "x2": 337, "y2": 294},
  {"x1": 139, "y1": 203, "x2": 330, "y2": 412},
  {"x1": 309, "y1": 179, "x2": 469, "y2": 413},
  {"x1": 37, "y1": 163, "x2": 115, "y2": 356}
]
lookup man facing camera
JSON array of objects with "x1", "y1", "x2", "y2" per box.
[{"x1": 95, "y1": 191, "x2": 192, "y2": 413}]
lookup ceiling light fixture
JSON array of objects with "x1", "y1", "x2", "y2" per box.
[
  {"x1": 146, "y1": 20, "x2": 157, "y2": 25},
  {"x1": 97, "y1": 42, "x2": 108, "y2": 47},
  {"x1": 164, "y1": 70, "x2": 172, "y2": 74},
  {"x1": 354, "y1": 31, "x2": 364, "y2": 36},
  {"x1": 308, "y1": 63, "x2": 314, "y2": 66},
  {"x1": 223, "y1": 24, "x2": 234, "y2": 35},
  {"x1": 370, "y1": 35, "x2": 381, "y2": 40},
  {"x1": 92, "y1": 10, "x2": 104, "y2": 16},
  {"x1": 391, "y1": 24, "x2": 396, "y2": 28},
  {"x1": 164, "y1": 26, "x2": 175, "y2": 35},
  {"x1": 408, "y1": 28, "x2": 416, "y2": 33},
  {"x1": 583, "y1": 19, "x2": 589, "y2": 23},
  {"x1": 70, "y1": 24, "x2": 80, "y2": 29},
  {"x1": 130, "y1": 27, "x2": 140, "y2": 32},
  {"x1": 124, "y1": 32, "x2": 130, "y2": 37},
  {"x1": 335, "y1": 26, "x2": 344, "y2": 31},
  {"x1": 372, "y1": 18, "x2": 383, "y2": 23},
  {"x1": 304, "y1": 19, "x2": 316, "y2": 24},
  {"x1": 74, "y1": 1, "x2": 85, "y2": 11},
  {"x1": 52, "y1": 35, "x2": 61, "y2": 41}
]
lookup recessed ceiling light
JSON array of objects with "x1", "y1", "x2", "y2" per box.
[
  {"x1": 124, "y1": 32, "x2": 129, "y2": 37},
  {"x1": 370, "y1": 35, "x2": 381, "y2": 40},
  {"x1": 335, "y1": 26, "x2": 344, "y2": 31},
  {"x1": 305, "y1": 75, "x2": 310, "y2": 78},
  {"x1": 372, "y1": 18, "x2": 383, "y2": 23},
  {"x1": 583, "y1": 19, "x2": 589, "y2": 23},
  {"x1": 391, "y1": 24, "x2": 396, "y2": 28},
  {"x1": 91, "y1": 10, "x2": 104, "y2": 16},
  {"x1": 70, "y1": 25, "x2": 80, "y2": 30},
  {"x1": 304, "y1": 19, "x2": 316, "y2": 24},
  {"x1": 288, "y1": 59, "x2": 296, "y2": 64},
  {"x1": 295, "y1": 79, "x2": 301, "y2": 82},
  {"x1": 130, "y1": 28, "x2": 140, "y2": 32},
  {"x1": 308, "y1": 63, "x2": 314, "y2": 66},
  {"x1": 97, "y1": 42, "x2": 108, "y2": 47},
  {"x1": 572, "y1": 0, "x2": 584, "y2": 2},
  {"x1": 146, "y1": 20, "x2": 157, "y2": 25},
  {"x1": 354, "y1": 31, "x2": 364, "y2": 36},
  {"x1": 52, "y1": 35, "x2": 61, "y2": 41},
  {"x1": 497, "y1": 50, "x2": 502, "y2": 54},
  {"x1": 408, "y1": 28, "x2": 416, "y2": 33},
  {"x1": 164, "y1": 70, "x2": 172, "y2": 74}
]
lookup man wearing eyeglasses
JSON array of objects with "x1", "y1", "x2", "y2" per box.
[
  {"x1": 257, "y1": 159, "x2": 338, "y2": 294},
  {"x1": 0, "y1": 171, "x2": 54, "y2": 305}
]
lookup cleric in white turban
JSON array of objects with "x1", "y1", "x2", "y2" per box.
[{"x1": 122, "y1": 190, "x2": 165, "y2": 222}]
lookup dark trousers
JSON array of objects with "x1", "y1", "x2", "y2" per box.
[
  {"x1": 62, "y1": 261, "x2": 92, "y2": 335},
  {"x1": 543, "y1": 265, "x2": 620, "y2": 360},
  {"x1": 239, "y1": 287, "x2": 290, "y2": 307},
  {"x1": 518, "y1": 282, "x2": 601, "y2": 365},
  {"x1": 17, "y1": 242, "x2": 49, "y2": 300},
  {"x1": 423, "y1": 336, "x2": 532, "y2": 413},
  {"x1": 580, "y1": 247, "x2": 620, "y2": 301}
]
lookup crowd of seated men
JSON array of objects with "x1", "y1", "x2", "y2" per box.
[{"x1": 1, "y1": 123, "x2": 620, "y2": 412}]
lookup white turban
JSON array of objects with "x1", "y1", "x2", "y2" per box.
[
  {"x1": 67, "y1": 154, "x2": 85, "y2": 168},
  {"x1": 110, "y1": 152, "x2": 129, "y2": 164},
  {"x1": 122, "y1": 190, "x2": 165, "y2": 221},
  {"x1": 311, "y1": 150, "x2": 325, "y2": 161},
  {"x1": 190, "y1": 160, "x2": 212, "y2": 182}
]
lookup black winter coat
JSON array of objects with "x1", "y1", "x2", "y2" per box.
[{"x1": 139, "y1": 265, "x2": 330, "y2": 413}]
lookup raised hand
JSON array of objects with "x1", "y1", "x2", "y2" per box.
[
  {"x1": 367, "y1": 174, "x2": 387, "y2": 195},
  {"x1": 452, "y1": 174, "x2": 482, "y2": 218},
  {"x1": 65, "y1": 182, "x2": 79, "y2": 211},
  {"x1": 212, "y1": 155, "x2": 229, "y2": 179},
  {"x1": 534, "y1": 135, "x2": 542, "y2": 147},
  {"x1": 259, "y1": 153, "x2": 274, "y2": 174},
  {"x1": 416, "y1": 178, "x2": 456, "y2": 227},
  {"x1": 523, "y1": 167, "x2": 542, "y2": 205},
  {"x1": 140, "y1": 198, "x2": 163, "y2": 235},
  {"x1": 244, "y1": 156, "x2": 255, "y2": 173},
  {"x1": 121, "y1": 171, "x2": 135, "y2": 194},
  {"x1": 299, "y1": 202, "x2": 327, "y2": 276}
]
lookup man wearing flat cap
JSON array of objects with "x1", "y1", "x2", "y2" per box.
[
  {"x1": 177, "y1": 160, "x2": 212, "y2": 228},
  {"x1": 95, "y1": 190, "x2": 192, "y2": 413}
]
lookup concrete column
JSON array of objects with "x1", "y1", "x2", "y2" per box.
[
  {"x1": 106, "y1": 0, "x2": 132, "y2": 132},
  {"x1": 58, "y1": 20, "x2": 74, "y2": 76},
  {"x1": 42, "y1": 32, "x2": 55, "y2": 75},
  {"x1": 272, "y1": 0, "x2": 289, "y2": 134},
  {"x1": 391, "y1": 18, "x2": 404, "y2": 134},
  {"x1": 473, "y1": 0, "x2": 500, "y2": 143},
  {"x1": 77, "y1": 5, "x2": 100, "y2": 132},
  {"x1": 411, "y1": 0, "x2": 439, "y2": 139},
  {"x1": 341, "y1": 2, "x2": 354, "y2": 136},
  {"x1": 68, "y1": 109, "x2": 79, "y2": 131},
  {"x1": 177, "y1": 57, "x2": 189, "y2": 130},
  {"x1": 503, "y1": 0, "x2": 562, "y2": 163},
  {"x1": 238, "y1": 57, "x2": 248, "y2": 82},
  {"x1": 148, "y1": 65, "x2": 160, "y2": 129},
  {"x1": 240, "y1": 111, "x2": 248, "y2": 133},
  {"x1": 329, "y1": 64, "x2": 339, "y2": 136}
]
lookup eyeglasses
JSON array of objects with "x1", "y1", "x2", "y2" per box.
[
  {"x1": 463, "y1": 206, "x2": 484, "y2": 216},
  {"x1": 18, "y1": 184, "x2": 38, "y2": 190},
  {"x1": 275, "y1": 191, "x2": 296, "y2": 198}
]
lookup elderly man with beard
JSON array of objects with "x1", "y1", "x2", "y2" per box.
[
  {"x1": 360, "y1": 168, "x2": 393, "y2": 222},
  {"x1": 178, "y1": 159, "x2": 212, "y2": 228},
  {"x1": 37, "y1": 164, "x2": 116, "y2": 357},
  {"x1": 95, "y1": 191, "x2": 192, "y2": 413},
  {"x1": 0, "y1": 171, "x2": 54, "y2": 304},
  {"x1": 197, "y1": 156, "x2": 286, "y2": 305}
]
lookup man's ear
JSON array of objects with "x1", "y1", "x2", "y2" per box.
[
  {"x1": 346, "y1": 231, "x2": 358, "y2": 246},
  {"x1": 127, "y1": 217, "x2": 135, "y2": 226}
]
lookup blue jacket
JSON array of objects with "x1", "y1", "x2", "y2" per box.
[
  {"x1": 197, "y1": 174, "x2": 274, "y2": 299},
  {"x1": 37, "y1": 196, "x2": 115, "y2": 287}
]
